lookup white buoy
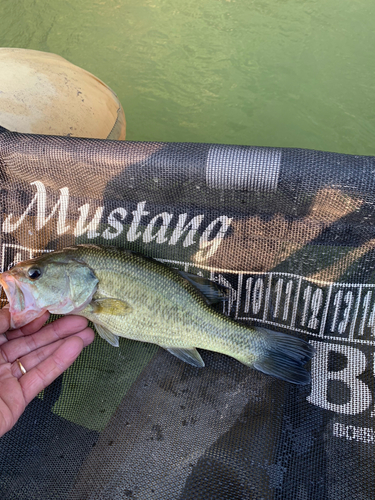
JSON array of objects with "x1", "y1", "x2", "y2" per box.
[{"x1": 0, "y1": 48, "x2": 125, "y2": 140}]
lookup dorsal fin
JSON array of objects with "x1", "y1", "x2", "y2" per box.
[{"x1": 177, "y1": 271, "x2": 229, "y2": 305}]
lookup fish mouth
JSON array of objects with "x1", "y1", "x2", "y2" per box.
[{"x1": 0, "y1": 273, "x2": 46, "y2": 329}]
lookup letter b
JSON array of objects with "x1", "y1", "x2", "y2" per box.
[{"x1": 307, "y1": 341, "x2": 372, "y2": 415}]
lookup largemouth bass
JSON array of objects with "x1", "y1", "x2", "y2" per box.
[{"x1": 0, "y1": 245, "x2": 314, "y2": 384}]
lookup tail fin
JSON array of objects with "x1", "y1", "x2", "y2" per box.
[{"x1": 252, "y1": 328, "x2": 315, "y2": 385}]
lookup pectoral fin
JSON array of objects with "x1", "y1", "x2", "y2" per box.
[
  {"x1": 166, "y1": 347, "x2": 205, "y2": 367},
  {"x1": 89, "y1": 298, "x2": 132, "y2": 315},
  {"x1": 94, "y1": 323, "x2": 120, "y2": 347},
  {"x1": 81, "y1": 298, "x2": 128, "y2": 347}
]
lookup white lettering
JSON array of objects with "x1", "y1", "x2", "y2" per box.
[
  {"x1": 127, "y1": 201, "x2": 149, "y2": 242},
  {"x1": 333, "y1": 422, "x2": 375, "y2": 444},
  {"x1": 74, "y1": 204, "x2": 104, "y2": 238},
  {"x1": 308, "y1": 288, "x2": 323, "y2": 330},
  {"x1": 3, "y1": 181, "x2": 70, "y2": 234},
  {"x1": 273, "y1": 278, "x2": 283, "y2": 318},
  {"x1": 244, "y1": 277, "x2": 253, "y2": 314},
  {"x1": 331, "y1": 290, "x2": 343, "y2": 333},
  {"x1": 143, "y1": 212, "x2": 173, "y2": 244},
  {"x1": 195, "y1": 216, "x2": 233, "y2": 262},
  {"x1": 169, "y1": 214, "x2": 204, "y2": 247},
  {"x1": 102, "y1": 208, "x2": 127, "y2": 240},
  {"x1": 308, "y1": 341, "x2": 372, "y2": 415},
  {"x1": 2, "y1": 182, "x2": 231, "y2": 259},
  {"x1": 252, "y1": 278, "x2": 264, "y2": 315},
  {"x1": 283, "y1": 280, "x2": 293, "y2": 321},
  {"x1": 301, "y1": 286, "x2": 312, "y2": 327},
  {"x1": 338, "y1": 290, "x2": 353, "y2": 334}
]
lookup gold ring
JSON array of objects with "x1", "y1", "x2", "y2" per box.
[{"x1": 16, "y1": 358, "x2": 27, "y2": 375}]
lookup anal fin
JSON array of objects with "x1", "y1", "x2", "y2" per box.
[{"x1": 166, "y1": 347, "x2": 205, "y2": 367}]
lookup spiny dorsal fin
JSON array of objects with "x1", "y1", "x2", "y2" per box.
[
  {"x1": 166, "y1": 347, "x2": 205, "y2": 367},
  {"x1": 178, "y1": 271, "x2": 229, "y2": 305}
]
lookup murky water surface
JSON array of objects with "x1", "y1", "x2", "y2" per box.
[{"x1": 1, "y1": 0, "x2": 375, "y2": 154}]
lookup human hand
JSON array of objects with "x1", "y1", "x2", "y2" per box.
[{"x1": 0, "y1": 309, "x2": 95, "y2": 437}]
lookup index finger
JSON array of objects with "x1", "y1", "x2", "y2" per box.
[
  {"x1": 6, "y1": 312, "x2": 50, "y2": 340},
  {"x1": 19, "y1": 336, "x2": 85, "y2": 405},
  {"x1": 0, "y1": 308, "x2": 10, "y2": 334}
]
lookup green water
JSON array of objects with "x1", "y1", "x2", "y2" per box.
[{"x1": 1, "y1": 0, "x2": 375, "y2": 154}]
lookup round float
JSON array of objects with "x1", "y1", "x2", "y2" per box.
[{"x1": 0, "y1": 48, "x2": 125, "y2": 140}]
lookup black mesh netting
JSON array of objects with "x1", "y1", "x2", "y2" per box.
[{"x1": 0, "y1": 125, "x2": 374, "y2": 499}]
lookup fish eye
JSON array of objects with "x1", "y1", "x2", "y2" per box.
[{"x1": 28, "y1": 267, "x2": 42, "y2": 280}]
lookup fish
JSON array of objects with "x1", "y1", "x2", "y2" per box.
[{"x1": 0, "y1": 244, "x2": 314, "y2": 384}]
